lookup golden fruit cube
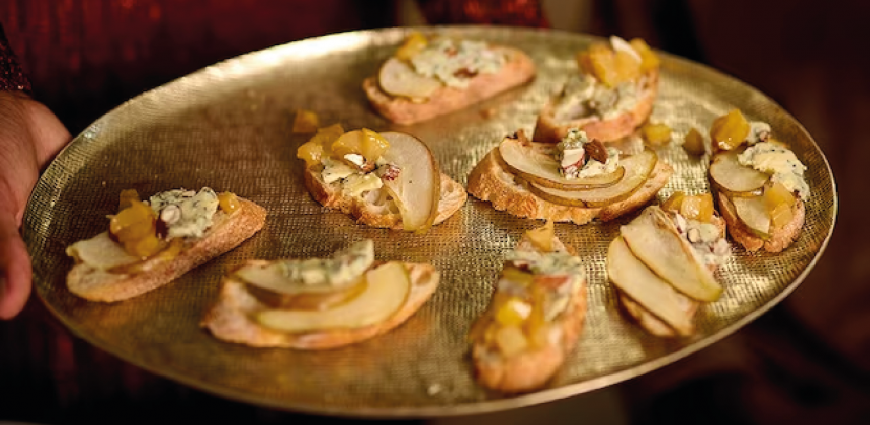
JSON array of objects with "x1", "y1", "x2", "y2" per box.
[
  {"x1": 662, "y1": 191, "x2": 686, "y2": 213},
  {"x1": 396, "y1": 31, "x2": 428, "y2": 61},
  {"x1": 683, "y1": 127, "x2": 706, "y2": 156},
  {"x1": 710, "y1": 109, "x2": 750, "y2": 150},
  {"x1": 217, "y1": 191, "x2": 240, "y2": 214},
  {"x1": 643, "y1": 123, "x2": 673, "y2": 146},
  {"x1": 360, "y1": 128, "x2": 391, "y2": 161},
  {"x1": 292, "y1": 109, "x2": 320, "y2": 133},
  {"x1": 629, "y1": 38, "x2": 660, "y2": 72}
]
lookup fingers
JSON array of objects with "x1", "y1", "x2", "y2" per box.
[{"x1": 0, "y1": 213, "x2": 32, "y2": 319}]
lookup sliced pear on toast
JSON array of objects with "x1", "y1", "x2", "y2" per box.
[
  {"x1": 732, "y1": 195, "x2": 772, "y2": 239},
  {"x1": 378, "y1": 57, "x2": 441, "y2": 99},
  {"x1": 620, "y1": 207, "x2": 722, "y2": 302},
  {"x1": 497, "y1": 137, "x2": 624, "y2": 190},
  {"x1": 607, "y1": 236, "x2": 694, "y2": 336},
  {"x1": 709, "y1": 150, "x2": 769, "y2": 196},
  {"x1": 256, "y1": 261, "x2": 411, "y2": 333},
  {"x1": 527, "y1": 149, "x2": 657, "y2": 208},
  {"x1": 380, "y1": 131, "x2": 441, "y2": 232}
]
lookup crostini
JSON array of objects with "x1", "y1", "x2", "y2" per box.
[
  {"x1": 468, "y1": 128, "x2": 672, "y2": 225},
  {"x1": 607, "y1": 197, "x2": 730, "y2": 338},
  {"x1": 707, "y1": 109, "x2": 808, "y2": 252},
  {"x1": 201, "y1": 240, "x2": 439, "y2": 349},
  {"x1": 534, "y1": 36, "x2": 660, "y2": 144},
  {"x1": 469, "y1": 221, "x2": 587, "y2": 392},
  {"x1": 297, "y1": 125, "x2": 466, "y2": 232},
  {"x1": 363, "y1": 32, "x2": 536, "y2": 125},
  {"x1": 66, "y1": 188, "x2": 266, "y2": 302}
]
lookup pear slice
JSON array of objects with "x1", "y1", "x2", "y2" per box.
[
  {"x1": 709, "y1": 150, "x2": 769, "y2": 195},
  {"x1": 380, "y1": 131, "x2": 441, "y2": 232},
  {"x1": 497, "y1": 137, "x2": 624, "y2": 190},
  {"x1": 527, "y1": 149, "x2": 657, "y2": 208},
  {"x1": 732, "y1": 195, "x2": 771, "y2": 239},
  {"x1": 620, "y1": 207, "x2": 722, "y2": 302},
  {"x1": 606, "y1": 236, "x2": 694, "y2": 335},
  {"x1": 66, "y1": 232, "x2": 141, "y2": 271},
  {"x1": 378, "y1": 57, "x2": 442, "y2": 99},
  {"x1": 245, "y1": 277, "x2": 368, "y2": 311},
  {"x1": 256, "y1": 261, "x2": 411, "y2": 333}
]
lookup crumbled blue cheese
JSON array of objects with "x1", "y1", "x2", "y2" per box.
[
  {"x1": 556, "y1": 129, "x2": 619, "y2": 179},
  {"x1": 746, "y1": 121, "x2": 771, "y2": 145},
  {"x1": 410, "y1": 38, "x2": 506, "y2": 88},
  {"x1": 672, "y1": 213, "x2": 731, "y2": 266},
  {"x1": 555, "y1": 74, "x2": 639, "y2": 122},
  {"x1": 321, "y1": 158, "x2": 356, "y2": 184},
  {"x1": 148, "y1": 187, "x2": 219, "y2": 239},
  {"x1": 505, "y1": 249, "x2": 584, "y2": 278},
  {"x1": 738, "y1": 142, "x2": 809, "y2": 200},
  {"x1": 276, "y1": 239, "x2": 374, "y2": 286},
  {"x1": 342, "y1": 173, "x2": 383, "y2": 197}
]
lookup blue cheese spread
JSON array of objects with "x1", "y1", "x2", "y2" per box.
[
  {"x1": 737, "y1": 142, "x2": 809, "y2": 200},
  {"x1": 320, "y1": 156, "x2": 397, "y2": 198},
  {"x1": 276, "y1": 240, "x2": 374, "y2": 287},
  {"x1": 148, "y1": 187, "x2": 219, "y2": 239},
  {"x1": 672, "y1": 213, "x2": 730, "y2": 266},
  {"x1": 554, "y1": 73, "x2": 640, "y2": 123},
  {"x1": 410, "y1": 38, "x2": 506, "y2": 88},
  {"x1": 503, "y1": 249, "x2": 585, "y2": 321}
]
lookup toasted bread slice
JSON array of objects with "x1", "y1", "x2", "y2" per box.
[
  {"x1": 467, "y1": 149, "x2": 672, "y2": 225},
  {"x1": 363, "y1": 47, "x2": 536, "y2": 125},
  {"x1": 67, "y1": 198, "x2": 266, "y2": 302},
  {"x1": 303, "y1": 167, "x2": 466, "y2": 230},
  {"x1": 471, "y1": 231, "x2": 587, "y2": 393},
  {"x1": 533, "y1": 69, "x2": 659, "y2": 144},
  {"x1": 716, "y1": 192, "x2": 805, "y2": 253},
  {"x1": 614, "y1": 213, "x2": 726, "y2": 337},
  {"x1": 201, "y1": 261, "x2": 439, "y2": 349}
]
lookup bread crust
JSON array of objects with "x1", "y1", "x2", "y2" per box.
[
  {"x1": 717, "y1": 191, "x2": 805, "y2": 253},
  {"x1": 201, "y1": 262, "x2": 439, "y2": 349},
  {"x1": 471, "y1": 233, "x2": 586, "y2": 393},
  {"x1": 363, "y1": 47, "x2": 536, "y2": 125},
  {"x1": 67, "y1": 198, "x2": 267, "y2": 302},
  {"x1": 303, "y1": 166, "x2": 466, "y2": 230},
  {"x1": 467, "y1": 149, "x2": 672, "y2": 225},
  {"x1": 533, "y1": 69, "x2": 659, "y2": 144}
]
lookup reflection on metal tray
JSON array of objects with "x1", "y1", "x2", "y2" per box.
[{"x1": 24, "y1": 26, "x2": 836, "y2": 417}]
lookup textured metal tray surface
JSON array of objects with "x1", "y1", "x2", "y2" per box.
[{"x1": 25, "y1": 26, "x2": 836, "y2": 417}]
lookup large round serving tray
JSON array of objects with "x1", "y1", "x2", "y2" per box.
[{"x1": 25, "y1": 26, "x2": 837, "y2": 417}]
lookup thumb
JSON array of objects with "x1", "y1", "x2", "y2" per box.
[{"x1": 0, "y1": 212, "x2": 32, "y2": 319}]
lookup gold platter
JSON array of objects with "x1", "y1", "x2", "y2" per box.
[{"x1": 25, "y1": 26, "x2": 837, "y2": 417}]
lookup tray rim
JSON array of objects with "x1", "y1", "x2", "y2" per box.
[{"x1": 28, "y1": 24, "x2": 839, "y2": 418}]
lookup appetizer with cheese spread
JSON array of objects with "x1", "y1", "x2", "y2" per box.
[
  {"x1": 534, "y1": 36, "x2": 660, "y2": 144},
  {"x1": 363, "y1": 31, "x2": 536, "y2": 125},
  {"x1": 469, "y1": 222, "x2": 587, "y2": 392},
  {"x1": 297, "y1": 125, "x2": 466, "y2": 232},
  {"x1": 607, "y1": 198, "x2": 729, "y2": 337},
  {"x1": 707, "y1": 109, "x2": 808, "y2": 252},
  {"x1": 201, "y1": 240, "x2": 440, "y2": 349},
  {"x1": 66, "y1": 187, "x2": 266, "y2": 302},
  {"x1": 467, "y1": 128, "x2": 672, "y2": 225}
]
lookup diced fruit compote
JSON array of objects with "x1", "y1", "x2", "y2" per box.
[
  {"x1": 296, "y1": 123, "x2": 345, "y2": 167},
  {"x1": 360, "y1": 128, "x2": 391, "y2": 161},
  {"x1": 292, "y1": 109, "x2": 319, "y2": 133},
  {"x1": 710, "y1": 109, "x2": 750, "y2": 151},
  {"x1": 123, "y1": 233, "x2": 161, "y2": 258},
  {"x1": 764, "y1": 181, "x2": 797, "y2": 209},
  {"x1": 118, "y1": 188, "x2": 140, "y2": 212},
  {"x1": 629, "y1": 38, "x2": 659, "y2": 72},
  {"x1": 218, "y1": 191, "x2": 241, "y2": 214},
  {"x1": 683, "y1": 127, "x2": 706, "y2": 156},
  {"x1": 661, "y1": 191, "x2": 713, "y2": 223},
  {"x1": 642, "y1": 123, "x2": 672, "y2": 146},
  {"x1": 110, "y1": 199, "x2": 155, "y2": 242},
  {"x1": 769, "y1": 202, "x2": 794, "y2": 230},
  {"x1": 680, "y1": 192, "x2": 714, "y2": 223},
  {"x1": 396, "y1": 32, "x2": 428, "y2": 61},
  {"x1": 495, "y1": 297, "x2": 532, "y2": 327},
  {"x1": 525, "y1": 220, "x2": 555, "y2": 252}
]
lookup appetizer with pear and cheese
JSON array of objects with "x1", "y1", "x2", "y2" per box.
[
  {"x1": 534, "y1": 36, "x2": 660, "y2": 144},
  {"x1": 297, "y1": 125, "x2": 466, "y2": 232},
  {"x1": 66, "y1": 188, "x2": 266, "y2": 302},
  {"x1": 469, "y1": 221, "x2": 587, "y2": 392},
  {"x1": 707, "y1": 109, "x2": 808, "y2": 252},
  {"x1": 363, "y1": 32, "x2": 536, "y2": 125},
  {"x1": 468, "y1": 128, "x2": 672, "y2": 225},
  {"x1": 607, "y1": 202, "x2": 729, "y2": 337},
  {"x1": 202, "y1": 240, "x2": 439, "y2": 349}
]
